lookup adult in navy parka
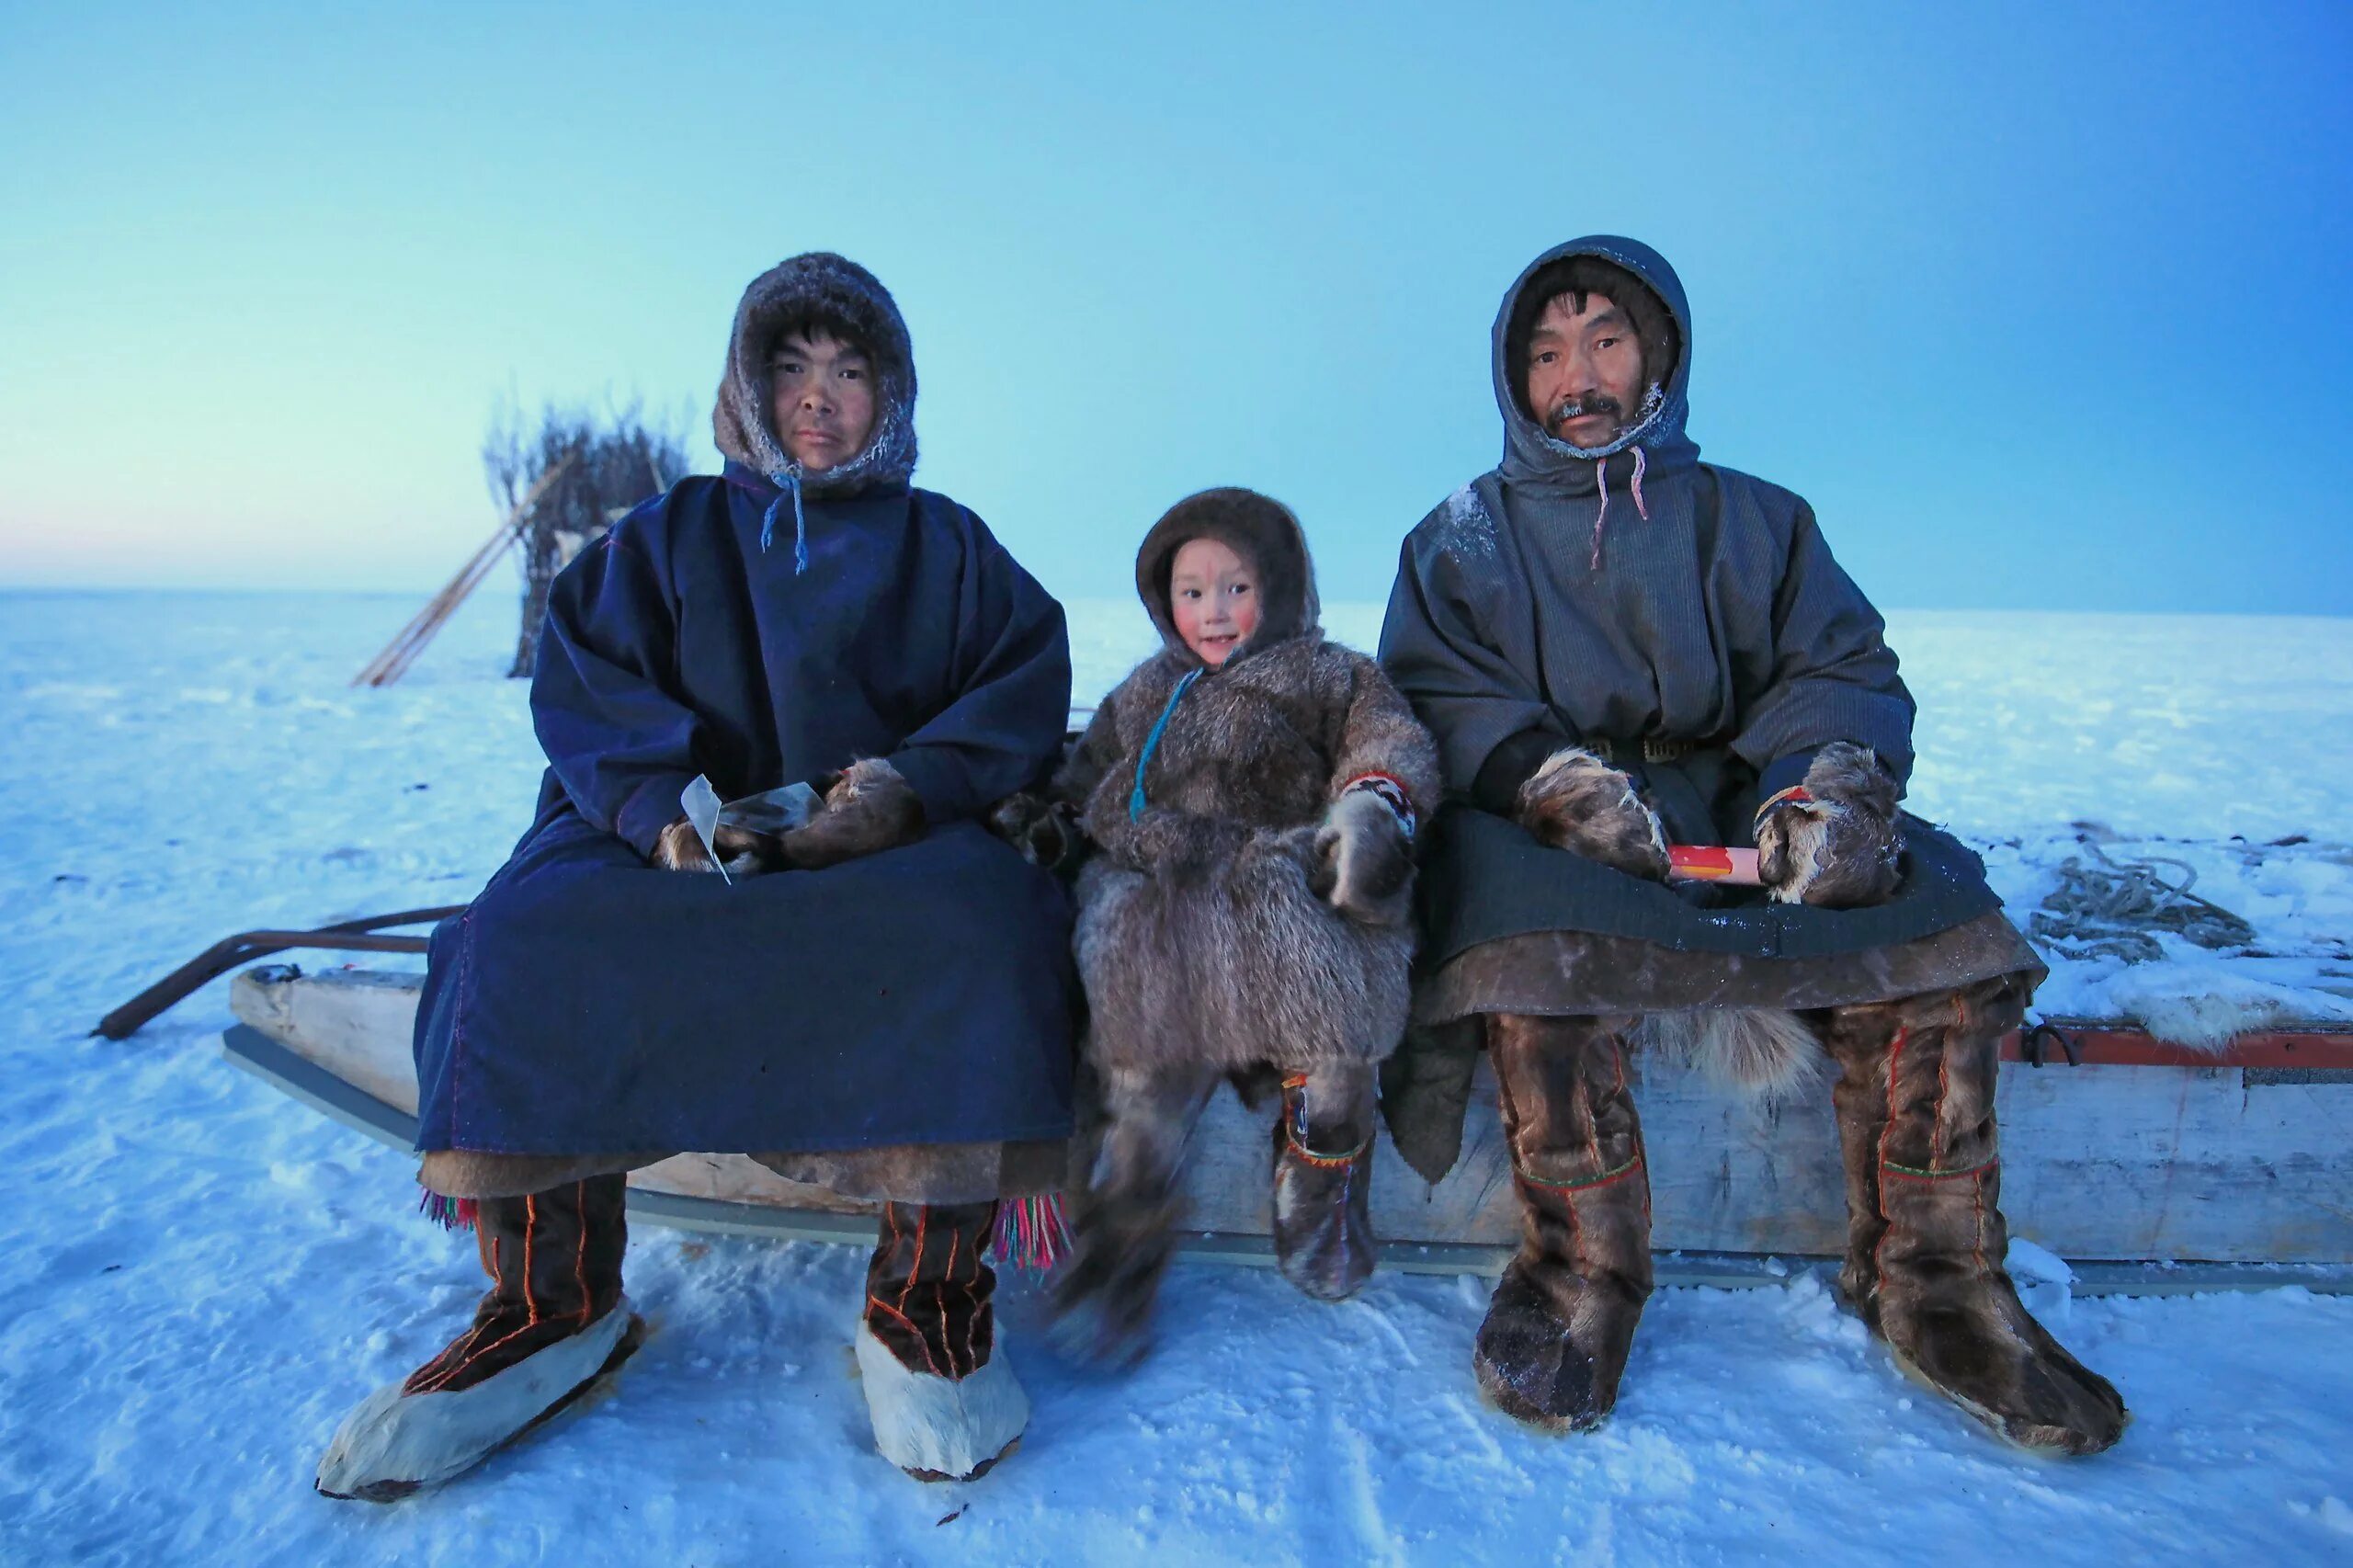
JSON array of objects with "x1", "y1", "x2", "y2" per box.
[{"x1": 317, "y1": 254, "x2": 1077, "y2": 1499}]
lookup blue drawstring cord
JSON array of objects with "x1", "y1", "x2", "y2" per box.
[
  {"x1": 1131, "y1": 667, "x2": 1204, "y2": 821},
  {"x1": 758, "y1": 463, "x2": 810, "y2": 574}
]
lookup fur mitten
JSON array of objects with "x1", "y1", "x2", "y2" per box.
[
  {"x1": 775, "y1": 758, "x2": 926, "y2": 870},
  {"x1": 1755, "y1": 742, "x2": 1903, "y2": 908},
  {"x1": 985, "y1": 791, "x2": 1086, "y2": 875},
  {"x1": 1514, "y1": 747, "x2": 1669, "y2": 881},
  {"x1": 1311, "y1": 790, "x2": 1415, "y2": 926},
  {"x1": 651, "y1": 818, "x2": 769, "y2": 876}
]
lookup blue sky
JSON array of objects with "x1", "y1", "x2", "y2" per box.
[{"x1": 2, "y1": 2, "x2": 2347, "y2": 612}]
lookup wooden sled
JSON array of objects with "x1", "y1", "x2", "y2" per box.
[{"x1": 219, "y1": 961, "x2": 2353, "y2": 1298}]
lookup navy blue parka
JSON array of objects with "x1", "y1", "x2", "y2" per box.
[{"x1": 412, "y1": 256, "x2": 1078, "y2": 1158}]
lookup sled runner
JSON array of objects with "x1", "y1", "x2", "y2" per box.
[{"x1": 198, "y1": 957, "x2": 2353, "y2": 1291}]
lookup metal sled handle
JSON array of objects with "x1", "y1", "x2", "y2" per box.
[{"x1": 92, "y1": 905, "x2": 470, "y2": 1040}]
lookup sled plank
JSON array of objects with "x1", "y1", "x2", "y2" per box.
[
  {"x1": 224, "y1": 976, "x2": 872, "y2": 1218},
  {"x1": 1995, "y1": 1064, "x2": 2352, "y2": 1262},
  {"x1": 206, "y1": 1030, "x2": 2353, "y2": 1296},
  {"x1": 230, "y1": 966, "x2": 425, "y2": 1117},
  {"x1": 226, "y1": 968, "x2": 2353, "y2": 1265}
]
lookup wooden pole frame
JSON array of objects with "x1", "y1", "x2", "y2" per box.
[{"x1": 351, "y1": 450, "x2": 578, "y2": 687}]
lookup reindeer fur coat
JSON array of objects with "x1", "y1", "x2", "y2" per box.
[{"x1": 1054, "y1": 490, "x2": 1441, "y2": 1074}]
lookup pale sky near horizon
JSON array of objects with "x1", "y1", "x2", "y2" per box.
[{"x1": 3, "y1": 2, "x2": 2347, "y2": 614}]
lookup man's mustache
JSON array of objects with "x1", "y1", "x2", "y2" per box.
[{"x1": 1549, "y1": 393, "x2": 1625, "y2": 430}]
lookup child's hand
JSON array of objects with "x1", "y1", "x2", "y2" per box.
[
  {"x1": 1313, "y1": 790, "x2": 1415, "y2": 926},
  {"x1": 1755, "y1": 742, "x2": 1903, "y2": 908},
  {"x1": 651, "y1": 818, "x2": 773, "y2": 875},
  {"x1": 776, "y1": 758, "x2": 926, "y2": 870},
  {"x1": 1513, "y1": 746, "x2": 1670, "y2": 881}
]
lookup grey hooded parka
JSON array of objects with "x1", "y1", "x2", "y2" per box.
[{"x1": 1378, "y1": 238, "x2": 2034, "y2": 1002}]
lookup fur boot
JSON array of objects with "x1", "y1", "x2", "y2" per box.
[
  {"x1": 1473, "y1": 1014, "x2": 1653, "y2": 1432},
  {"x1": 858, "y1": 1200, "x2": 1028, "y2": 1481},
  {"x1": 1516, "y1": 747, "x2": 1671, "y2": 881},
  {"x1": 1819, "y1": 977, "x2": 2129, "y2": 1455},
  {"x1": 1052, "y1": 1062, "x2": 1220, "y2": 1362},
  {"x1": 1269, "y1": 1063, "x2": 1379, "y2": 1302},
  {"x1": 316, "y1": 1176, "x2": 642, "y2": 1502}
]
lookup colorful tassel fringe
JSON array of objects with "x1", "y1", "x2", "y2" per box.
[
  {"x1": 417, "y1": 1188, "x2": 478, "y2": 1232},
  {"x1": 985, "y1": 1192, "x2": 1072, "y2": 1276}
]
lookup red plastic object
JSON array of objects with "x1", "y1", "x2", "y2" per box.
[{"x1": 1667, "y1": 845, "x2": 1762, "y2": 885}]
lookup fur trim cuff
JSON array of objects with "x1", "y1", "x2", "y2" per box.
[
  {"x1": 1756, "y1": 743, "x2": 1902, "y2": 909},
  {"x1": 1339, "y1": 772, "x2": 1418, "y2": 838}
]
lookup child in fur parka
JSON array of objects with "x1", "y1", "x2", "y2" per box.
[{"x1": 1040, "y1": 487, "x2": 1441, "y2": 1356}]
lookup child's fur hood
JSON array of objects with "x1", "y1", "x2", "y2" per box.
[
  {"x1": 1063, "y1": 484, "x2": 1438, "y2": 852},
  {"x1": 1134, "y1": 487, "x2": 1321, "y2": 665}
]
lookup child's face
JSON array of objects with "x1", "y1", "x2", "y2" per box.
[
  {"x1": 768, "y1": 329, "x2": 876, "y2": 472},
  {"x1": 1169, "y1": 538, "x2": 1261, "y2": 666}
]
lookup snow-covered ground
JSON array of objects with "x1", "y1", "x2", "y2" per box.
[{"x1": 4, "y1": 588, "x2": 2350, "y2": 1564}]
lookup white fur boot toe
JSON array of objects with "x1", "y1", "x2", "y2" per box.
[
  {"x1": 315, "y1": 1297, "x2": 639, "y2": 1502},
  {"x1": 854, "y1": 1318, "x2": 1029, "y2": 1482}
]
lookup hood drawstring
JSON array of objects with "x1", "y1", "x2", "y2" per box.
[
  {"x1": 1131, "y1": 666, "x2": 1205, "y2": 820},
  {"x1": 1589, "y1": 463, "x2": 1612, "y2": 571},
  {"x1": 1587, "y1": 446, "x2": 1652, "y2": 572},
  {"x1": 758, "y1": 463, "x2": 811, "y2": 574}
]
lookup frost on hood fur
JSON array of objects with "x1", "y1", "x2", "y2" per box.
[
  {"x1": 1056, "y1": 488, "x2": 1441, "y2": 1074},
  {"x1": 1491, "y1": 233, "x2": 1701, "y2": 494},
  {"x1": 711, "y1": 251, "x2": 918, "y2": 498}
]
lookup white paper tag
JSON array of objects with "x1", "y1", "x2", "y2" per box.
[{"x1": 680, "y1": 775, "x2": 732, "y2": 885}]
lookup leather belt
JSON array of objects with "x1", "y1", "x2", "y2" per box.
[{"x1": 1586, "y1": 735, "x2": 1699, "y2": 766}]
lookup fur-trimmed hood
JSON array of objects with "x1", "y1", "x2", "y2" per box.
[
  {"x1": 712, "y1": 252, "x2": 918, "y2": 499},
  {"x1": 1132, "y1": 487, "x2": 1322, "y2": 668},
  {"x1": 1492, "y1": 235, "x2": 1701, "y2": 498}
]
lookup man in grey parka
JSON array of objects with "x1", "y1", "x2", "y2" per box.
[{"x1": 1379, "y1": 236, "x2": 2127, "y2": 1456}]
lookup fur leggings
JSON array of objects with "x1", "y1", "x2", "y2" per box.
[{"x1": 1056, "y1": 1059, "x2": 1375, "y2": 1352}]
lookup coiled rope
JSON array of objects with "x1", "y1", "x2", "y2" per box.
[{"x1": 2028, "y1": 838, "x2": 2257, "y2": 962}]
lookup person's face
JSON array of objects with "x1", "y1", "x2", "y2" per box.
[
  {"x1": 1524, "y1": 290, "x2": 1648, "y2": 450},
  {"x1": 768, "y1": 329, "x2": 877, "y2": 472},
  {"x1": 1168, "y1": 537, "x2": 1261, "y2": 666}
]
